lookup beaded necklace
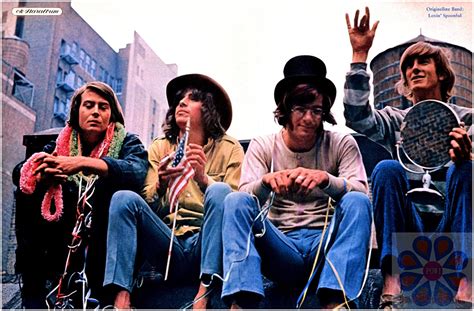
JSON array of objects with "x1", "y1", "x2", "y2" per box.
[{"x1": 19, "y1": 122, "x2": 126, "y2": 221}]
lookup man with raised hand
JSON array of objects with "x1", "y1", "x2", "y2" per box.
[{"x1": 344, "y1": 7, "x2": 472, "y2": 309}]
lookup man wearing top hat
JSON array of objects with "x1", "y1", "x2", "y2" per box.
[
  {"x1": 102, "y1": 74, "x2": 244, "y2": 309},
  {"x1": 220, "y1": 55, "x2": 372, "y2": 308}
]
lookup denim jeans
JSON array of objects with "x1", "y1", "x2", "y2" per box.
[
  {"x1": 103, "y1": 182, "x2": 232, "y2": 292},
  {"x1": 221, "y1": 191, "x2": 372, "y2": 301},
  {"x1": 372, "y1": 160, "x2": 472, "y2": 273}
]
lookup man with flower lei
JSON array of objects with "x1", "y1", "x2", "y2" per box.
[{"x1": 14, "y1": 81, "x2": 148, "y2": 308}]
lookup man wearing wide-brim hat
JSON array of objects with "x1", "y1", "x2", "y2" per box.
[
  {"x1": 220, "y1": 55, "x2": 372, "y2": 308},
  {"x1": 103, "y1": 73, "x2": 244, "y2": 309}
]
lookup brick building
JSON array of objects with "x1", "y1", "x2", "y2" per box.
[
  {"x1": 19, "y1": 1, "x2": 177, "y2": 145},
  {"x1": 1, "y1": 1, "x2": 36, "y2": 276},
  {"x1": 2, "y1": 0, "x2": 176, "y2": 276},
  {"x1": 370, "y1": 34, "x2": 472, "y2": 110}
]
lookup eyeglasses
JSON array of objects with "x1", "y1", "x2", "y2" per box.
[{"x1": 291, "y1": 106, "x2": 324, "y2": 118}]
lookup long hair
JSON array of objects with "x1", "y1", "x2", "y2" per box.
[
  {"x1": 162, "y1": 88, "x2": 225, "y2": 142},
  {"x1": 68, "y1": 81, "x2": 125, "y2": 131},
  {"x1": 273, "y1": 83, "x2": 336, "y2": 126},
  {"x1": 396, "y1": 41, "x2": 455, "y2": 103}
]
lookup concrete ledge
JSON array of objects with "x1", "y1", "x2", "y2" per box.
[
  {"x1": 1, "y1": 280, "x2": 22, "y2": 309},
  {"x1": 132, "y1": 269, "x2": 382, "y2": 309}
]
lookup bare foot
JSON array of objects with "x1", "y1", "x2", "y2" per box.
[
  {"x1": 114, "y1": 290, "x2": 132, "y2": 310},
  {"x1": 455, "y1": 277, "x2": 473, "y2": 303},
  {"x1": 193, "y1": 283, "x2": 209, "y2": 310},
  {"x1": 321, "y1": 302, "x2": 343, "y2": 310},
  {"x1": 382, "y1": 273, "x2": 401, "y2": 296}
]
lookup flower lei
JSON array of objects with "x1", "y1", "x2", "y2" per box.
[{"x1": 19, "y1": 122, "x2": 126, "y2": 222}]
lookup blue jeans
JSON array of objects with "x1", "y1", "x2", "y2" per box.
[
  {"x1": 221, "y1": 191, "x2": 372, "y2": 301},
  {"x1": 103, "y1": 182, "x2": 232, "y2": 292},
  {"x1": 372, "y1": 160, "x2": 472, "y2": 273}
]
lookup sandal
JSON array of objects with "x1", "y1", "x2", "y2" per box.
[
  {"x1": 332, "y1": 300, "x2": 357, "y2": 310},
  {"x1": 378, "y1": 293, "x2": 408, "y2": 310},
  {"x1": 454, "y1": 298, "x2": 473, "y2": 309}
]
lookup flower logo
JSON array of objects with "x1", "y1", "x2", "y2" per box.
[{"x1": 397, "y1": 234, "x2": 469, "y2": 307}]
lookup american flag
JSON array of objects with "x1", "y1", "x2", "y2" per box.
[{"x1": 168, "y1": 128, "x2": 195, "y2": 213}]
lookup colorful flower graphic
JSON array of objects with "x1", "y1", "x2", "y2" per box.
[{"x1": 397, "y1": 234, "x2": 469, "y2": 307}]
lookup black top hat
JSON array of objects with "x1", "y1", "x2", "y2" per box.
[
  {"x1": 166, "y1": 74, "x2": 232, "y2": 130},
  {"x1": 274, "y1": 55, "x2": 337, "y2": 106}
]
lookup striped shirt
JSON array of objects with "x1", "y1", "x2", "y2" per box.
[{"x1": 343, "y1": 63, "x2": 473, "y2": 158}]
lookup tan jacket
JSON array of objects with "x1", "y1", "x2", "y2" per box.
[{"x1": 143, "y1": 134, "x2": 244, "y2": 236}]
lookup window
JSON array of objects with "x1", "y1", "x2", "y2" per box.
[
  {"x1": 109, "y1": 77, "x2": 115, "y2": 89},
  {"x1": 85, "y1": 54, "x2": 91, "y2": 73},
  {"x1": 53, "y1": 96, "x2": 60, "y2": 113},
  {"x1": 60, "y1": 40, "x2": 79, "y2": 65},
  {"x1": 53, "y1": 97, "x2": 68, "y2": 121},
  {"x1": 151, "y1": 124, "x2": 155, "y2": 140},
  {"x1": 90, "y1": 60, "x2": 96, "y2": 78},
  {"x1": 116, "y1": 79, "x2": 122, "y2": 94},
  {"x1": 69, "y1": 70, "x2": 76, "y2": 84},
  {"x1": 72, "y1": 42, "x2": 78, "y2": 56},
  {"x1": 62, "y1": 99, "x2": 69, "y2": 115},
  {"x1": 98, "y1": 66, "x2": 104, "y2": 81},
  {"x1": 79, "y1": 49, "x2": 85, "y2": 67},
  {"x1": 60, "y1": 40, "x2": 68, "y2": 53},
  {"x1": 103, "y1": 70, "x2": 109, "y2": 84},
  {"x1": 98, "y1": 66, "x2": 109, "y2": 83},
  {"x1": 56, "y1": 68, "x2": 63, "y2": 84},
  {"x1": 12, "y1": 69, "x2": 34, "y2": 107},
  {"x1": 15, "y1": 2, "x2": 26, "y2": 37},
  {"x1": 75, "y1": 76, "x2": 84, "y2": 88},
  {"x1": 14, "y1": 16, "x2": 24, "y2": 38}
]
